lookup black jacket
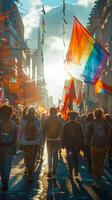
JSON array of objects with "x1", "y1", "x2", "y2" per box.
[{"x1": 63, "y1": 120, "x2": 84, "y2": 150}]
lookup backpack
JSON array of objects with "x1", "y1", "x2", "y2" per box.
[
  {"x1": 46, "y1": 117, "x2": 59, "y2": 139},
  {"x1": 0, "y1": 120, "x2": 13, "y2": 144},
  {"x1": 92, "y1": 122, "x2": 109, "y2": 146},
  {"x1": 24, "y1": 120, "x2": 37, "y2": 141},
  {"x1": 69, "y1": 122, "x2": 78, "y2": 140},
  {"x1": 69, "y1": 121, "x2": 83, "y2": 146}
]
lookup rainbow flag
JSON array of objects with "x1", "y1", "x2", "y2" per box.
[
  {"x1": 95, "y1": 80, "x2": 112, "y2": 95},
  {"x1": 66, "y1": 17, "x2": 109, "y2": 83}
]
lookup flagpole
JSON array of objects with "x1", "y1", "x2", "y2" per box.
[{"x1": 73, "y1": 16, "x2": 110, "y2": 56}]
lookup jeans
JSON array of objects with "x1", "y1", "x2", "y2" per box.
[
  {"x1": 47, "y1": 140, "x2": 60, "y2": 174},
  {"x1": 84, "y1": 145, "x2": 92, "y2": 171},
  {"x1": 23, "y1": 145, "x2": 38, "y2": 176},
  {"x1": 91, "y1": 145, "x2": 107, "y2": 180},
  {"x1": 67, "y1": 147, "x2": 80, "y2": 176},
  {"x1": 0, "y1": 151, "x2": 13, "y2": 182}
]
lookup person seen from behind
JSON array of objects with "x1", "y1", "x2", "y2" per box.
[
  {"x1": 87, "y1": 108, "x2": 109, "y2": 189},
  {"x1": 18, "y1": 106, "x2": 42, "y2": 182},
  {"x1": 0, "y1": 105, "x2": 17, "y2": 191},
  {"x1": 44, "y1": 107, "x2": 63, "y2": 179},
  {"x1": 84, "y1": 112, "x2": 94, "y2": 172},
  {"x1": 63, "y1": 111, "x2": 84, "y2": 179},
  {"x1": 104, "y1": 114, "x2": 112, "y2": 172}
]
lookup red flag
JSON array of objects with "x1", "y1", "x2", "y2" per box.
[
  {"x1": 61, "y1": 79, "x2": 76, "y2": 119},
  {"x1": 76, "y1": 89, "x2": 83, "y2": 106}
]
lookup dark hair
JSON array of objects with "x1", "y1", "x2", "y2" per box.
[
  {"x1": 0, "y1": 104, "x2": 13, "y2": 119},
  {"x1": 104, "y1": 114, "x2": 112, "y2": 122},
  {"x1": 50, "y1": 107, "x2": 57, "y2": 115},
  {"x1": 23, "y1": 106, "x2": 28, "y2": 118},
  {"x1": 87, "y1": 112, "x2": 94, "y2": 122},
  {"x1": 27, "y1": 106, "x2": 36, "y2": 117},
  {"x1": 69, "y1": 111, "x2": 77, "y2": 120},
  {"x1": 94, "y1": 108, "x2": 104, "y2": 120},
  {"x1": 11, "y1": 112, "x2": 20, "y2": 124}
]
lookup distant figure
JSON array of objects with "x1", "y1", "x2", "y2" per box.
[
  {"x1": 22, "y1": 106, "x2": 28, "y2": 120},
  {"x1": 87, "y1": 108, "x2": 109, "y2": 189},
  {"x1": 85, "y1": 112, "x2": 94, "y2": 172},
  {"x1": 63, "y1": 112, "x2": 84, "y2": 179},
  {"x1": 104, "y1": 114, "x2": 112, "y2": 171},
  {"x1": 44, "y1": 107, "x2": 63, "y2": 179},
  {"x1": 0, "y1": 105, "x2": 17, "y2": 191},
  {"x1": 11, "y1": 112, "x2": 20, "y2": 125},
  {"x1": 18, "y1": 106, "x2": 42, "y2": 182}
]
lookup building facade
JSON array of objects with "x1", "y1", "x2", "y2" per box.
[
  {"x1": 84, "y1": 0, "x2": 112, "y2": 113},
  {"x1": 0, "y1": 0, "x2": 27, "y2": 104}
]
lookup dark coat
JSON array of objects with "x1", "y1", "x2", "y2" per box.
[{"x1": 63, "y1": 120, "x2": 84, "y2": 150}]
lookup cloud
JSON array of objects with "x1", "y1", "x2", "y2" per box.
[
  {"x1": 49, "y1": 37, "x2": 66, "y2": 51},
  {"x1": 27, "y1": 3, "x2": 94, "y2": 104},
  {"x1": 76, "y1": 0, "x2": 95, "y2": 7},
  {"x1": 44, "y1": 5, "x2": 54, "y2": 13},
  {"x1": 23, "y1": 0, "x2": 42, "y2": 38}
]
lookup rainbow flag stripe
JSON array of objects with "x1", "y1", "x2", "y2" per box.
[
  {"x1": 95, "y1": 80, "x2": 112, "y2": 95},
  {"x1": 66, "y1": 17, "x2": 109, "y2": 83}
]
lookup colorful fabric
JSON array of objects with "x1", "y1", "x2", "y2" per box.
[
  {"x1": 66, "y1": 17, "x2": 109, "y2": 83},
  {"x1": 95, "y1": 80, "x2": 112, "y2": 95},
  {"x1": 61, "y1": 79, "x2": 76, "y2": 120},
  {"x1": 76, "y1": 89, "x2": 83, "y2": 106}
]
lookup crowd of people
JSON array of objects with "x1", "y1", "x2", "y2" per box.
[{"x1": 0, "y1": 104, "x2": 112, "y2": 192}]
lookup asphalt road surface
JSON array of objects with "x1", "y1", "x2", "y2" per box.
[{"x1": 0, "y1": 149, "x2": 112, "y2": 200}]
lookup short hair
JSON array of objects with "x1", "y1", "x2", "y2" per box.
[
  {"x1": 104, "y1": 114, "x2": 112, "y2": 122},
  {"x1": 50, "y1": 107, "x2": 57, "y2": 115},
  {"x1": 94, "y1": 108, "x2": 104, "y2": 120},
  {"x1": 0, "y1": 104, "x2": 13, "y2": 118},
  {"x1": 27, "y1": 106, "x2": 36, "y2": 116},
  {"x1": 69, "y1": 111, "x2": 77, "y2": 120},
  {"x1": 87, "y1": 112, "x2": 94, "y2": 122}
]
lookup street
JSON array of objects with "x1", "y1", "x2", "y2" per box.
[{"x1": 0, "y1": 149, "x2": 112, "y2": 200}]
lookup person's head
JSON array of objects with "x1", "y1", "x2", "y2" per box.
[
  {"x1": 80, "y1": 115, "x2": 86, "y2": 122},
  {"x1": 0, "y1": 104, "x2": 13, "y2": 120},
  {"x1": 50, "y1": 107, "x2": 57, "y2": 116},
  {"x1": 27, "y1": 106, "x2": 36, "y2": 118},
  {"x1": 69, "y1": 111, "x2": 77, "y2": 120},
  {"x1": 23, "y1": 106, "x2": 28, "y2": 118},
  {"x1": 87, "y1": 112, "x2": 94, "y2": 122},
  {"x1": 104, "y1": 113, "x2": 112, "y2": 122},
  {"x1": 93, "y1": 108, "x2": 104, "y2": 120},
  {"x1": 11, "y1": 112, "x2": 20, "y2": 124},
  {"x1": 41, "y1": 113, "x2": 46, "y2": 119}
]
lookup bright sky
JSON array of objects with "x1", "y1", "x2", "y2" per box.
[{"x1": 20, "y1": 0, "x2": 95, "y2": 105}]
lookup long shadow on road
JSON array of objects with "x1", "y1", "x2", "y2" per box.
[
  {"x1": 0, "y1": 152, "x2": 43, "y2": 200},
  {"x1": 46, "y1": 156, "x2": 112, "y2": 200}
]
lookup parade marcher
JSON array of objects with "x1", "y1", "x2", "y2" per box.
[
  {"x1": 18, "y1": 106, "x2": 42, "y2": 182},
  {"x1": 40, "y1": 113, "x2": 46, "y2": 162},
  {"x1": 84, "y1": 112, "x2": 94, "y2": 172},
  {"x1": 63, "y1": 112, "x2": 84, "y2": 179},
  {"x1": 104, "y1": 114, "x2": 112, "y2": 171},
  {"x1": 58, "y1": 113, "x2": 64, "y2": 158},
  {"x1": 11, "y1": 112, "x2": 20, "y2": 125},
  {"x1": 44, "y1": 107, "x2": 63, "y2": 179},
  {"x1": 87, "y1": 108, "x2": 109, "y2": 189},
  {"x1": 0, "y1": 105, "x2": 17, "y2": 191},
  {"x1": 22, "y1": 106, "x2": 28, "y2": 120}
]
